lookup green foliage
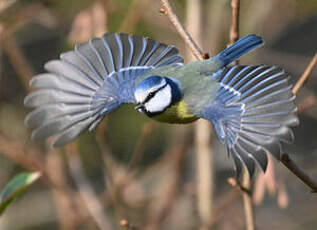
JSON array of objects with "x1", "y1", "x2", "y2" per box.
[{"x1": 0, "y1": 172, "x2": 41, "y2": 215}]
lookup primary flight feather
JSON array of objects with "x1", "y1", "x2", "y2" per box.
[{"x1": 24, "y1": 33, "x2": 299, "y2": 176}]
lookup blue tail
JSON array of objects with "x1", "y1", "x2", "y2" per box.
[{"x1": 216, "y1": 35, "x2": 264, "y2": 66}]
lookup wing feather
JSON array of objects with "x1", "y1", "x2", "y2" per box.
[
  {"x1": 25, "y1": 33, "x2": 183, "y2": 146},
  {"x1": 200, "y1": 65, "x2": 298, "y2": 176}
]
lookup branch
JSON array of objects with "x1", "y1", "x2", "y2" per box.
[
  {"x1": 0, "y1": 0, "x2": 18, "y2": 14},
  {"x1": 128, "y1": 121, "x2": 155, "y2": 169},
  {"x1": 277, "y1": 54, "x2": 317, "y2": 193},
  {"x1": 228, "y1": 0, "x2": 256, "y2": 229},
  {"x1": 227, "y1": 177, "x2": 251, "y2": 195},
  {"x1": 1, "y1": 28, "x2": 34, "y2": 91},
  {"x1": 66, "y1": 143, "x2": 113, "y2": 230},
  {"x1": 120, "y1": 219, "x2": 137, "y2": 230},
  {"x1": 241, "y1": 172, "x2": 255, "y2": 230},
  {"x1": 292, "y1": 53, "x2": 317, "y2": 95},
  {"x1": 229, "y1": 0, "x2": 240, "y2": 45},
  {"x1": 229, "y1": 0, "x2": 240, "y2": 65},
  {"x1": 160, "y1": 0, "x2": 204, "y2": 60},
  {"x1": 281, "y1": 154, "x2": 317, "y2": 193},
  {"x1": 183, "y1": 0, "x2": 215, "y2": 223}
]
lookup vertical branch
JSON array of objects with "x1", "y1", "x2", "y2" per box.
[
  {"x1": 185, "y1": 0, "x2": 214, "y2": 224},
  {"x1": 229, "y1": 0, "x2": 255, "y2": 229},
  {"x1": 229, "y1": 0, "x2": 240, "y2": 45},
  {"x1": 241, "y1": 172, "x2": 255, "y2": 230},
  {"x1": 229, "y1": 0, "x2": 240, "y2": 65}
]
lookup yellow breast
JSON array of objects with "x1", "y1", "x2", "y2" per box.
[{"x1": 153, "y1": 100, "x2": 199, "y2": 124}]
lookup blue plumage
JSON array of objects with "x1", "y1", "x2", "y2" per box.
[
  {"x1": 215, "y1": 35, "x2": 264, "y2": 66},
  {"x1": 24, "y1": 33, "x2": 298, "y2": 176},
  {"x1": 201, "y1": 65, "x2": 298, "y2": 175}
]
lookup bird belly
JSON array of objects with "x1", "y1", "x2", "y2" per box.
[{"x1": 152, "y1": 100, "x2": 199, "y2": 124}]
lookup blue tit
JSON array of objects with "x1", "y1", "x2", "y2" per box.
[{"x1": 24, "y1": 33, "x2": 298, "y2": 176}]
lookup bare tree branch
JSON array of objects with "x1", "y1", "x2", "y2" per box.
[
  {"x1": 241, "y1": 172, "x2": 255, "y2": 230},
  {"x1": 228, "y1": 0, "x2": 256, "y2": 229},
  {"x1": 160, "y1": 0, "x2": 204, "y2": 60},
  {"x1": 292, "y1": 53, "x2": 317, "y2": 95},
  {"x1": 229, "y1": 0, "x2": 240, "y2": 65},
  {"x1": 66, "y1": 142, "x2": 113, "y2": 230},
  {"x1": 1, "y1": 28, "x2": 34, "y2": 91},
  {"x1": 277, "y1": 53, "x2": 317, "y2": 193},
  {"x1": 281, "y1": 154, "x2": 317, "y2": 192},
  {"x1": 128, "y1": 121, "x2": 156, "y2": 169},
  {"x1": 184, "y1": 0, "x2": 215, "y2": 223},
  {"x1": 229, "y1": 0, "x2": 240, "y2": 45}
]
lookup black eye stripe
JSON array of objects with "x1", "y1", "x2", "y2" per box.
[{"x1": 143, "y1": 83, "x2": 167, "y2": 104}]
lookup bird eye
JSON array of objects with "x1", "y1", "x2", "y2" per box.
[{"x1": 149, "y1": 92, "x2": 155, "y2": 97}]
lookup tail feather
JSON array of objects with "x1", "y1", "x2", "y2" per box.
[
  {"x1": 216, "y1": 35, "x2": 264, "y2": 66},
  {"x1": 200, "y1": 65, "x2": 298, "y2": 176}
]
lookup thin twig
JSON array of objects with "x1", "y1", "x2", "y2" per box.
[
  {"x1": 0, "y1": 134, "x2": 84, "y2": 229},
  {"x1": 276, "y1": 53, "x2": 317, "y2": 193},
  {"x1": 120, "y1": 219, "x2": 137, "y2": 230},
  {"x1": 0, "y1": 134, "x2": 44, "y2": 172},
  {"x1": 281, "y1": 154, "x2": 317, "y2": 193},
  {"x1": 184, "y1": 0, "x2": 215, "y2": 223},
  {"x1": 228, "y1": 0, "x2": 255, "y2": 229},
  {"x1": 1, "y1": 28, "x2": 34, "y2": 91},
  {"x1": 241, "y1": 172, "x2": 255, "y2": 230},
  {"x1": 229, "y1": 0, "x2": 240, "y2": 65},
  {"x1": 128, "y1": 121, "x2": 155, "y2": 169},
  {"x1": 228, "y1": 178, "x2": 255, "y2": 230},
  {"x1": 0, "y1": 0, "x2": 18, "y2": 14},
  {"x1": 229, "y1": 0, "x2": 240, "y2": 45},
  {"x1": 227, "y1": 177, "x2": 251, "y2": 195},
  {"x1": 66, "y1": 142, "x2": 113, "y2": 230},
  {"x1": 160, "y1": 0, "x2": 204, "y2": 60},
  {"x1": 292, "y1": 53, "x2": 317, "y2": 95}
]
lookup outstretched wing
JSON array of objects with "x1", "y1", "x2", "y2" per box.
[
  {"x1": 24, "y1": 33, "x2": 184, "y2": 147},
  {"x1": 198, "y1": 65, "x2": 298, "y2": 176}
]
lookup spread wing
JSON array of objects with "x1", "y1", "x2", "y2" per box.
[
  {"x1": 198, "y1": 65, "x2": 298, "y2": 176},
  {"x1": 24, "y1": 33, "x2": 184, "y2": 147}
]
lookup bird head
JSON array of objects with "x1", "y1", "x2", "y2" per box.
[{"x1": 134, "y1": 76, "x2": 182, "y2": 117}]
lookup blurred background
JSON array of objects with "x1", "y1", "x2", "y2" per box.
[{"x1": 0, "y1": 0, "x2": 316, "y2": 229}]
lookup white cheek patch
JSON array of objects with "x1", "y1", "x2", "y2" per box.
[
  {"x1": 134, "y1": 89, "x2": 148, "y2": 103},
  {"x1": 144, "y1": 85, "x2": 172, "y2": 113},
  {"x1": 134, "y1": 78, "x2": 167, "y2": 103}
]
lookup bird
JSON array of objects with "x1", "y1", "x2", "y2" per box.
[{"x1": 24, "y1": 33, "x2": 299, "y2": 176}]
